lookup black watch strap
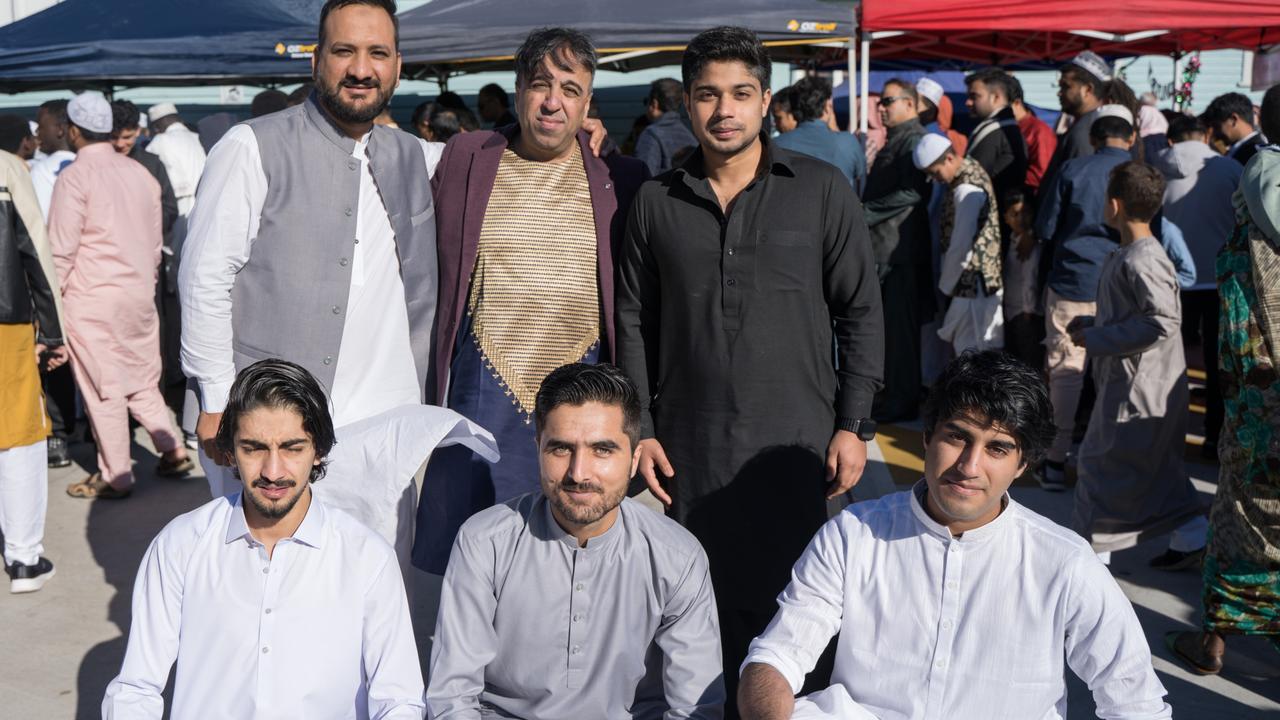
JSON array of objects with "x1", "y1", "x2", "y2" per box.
[{"x1": 836, "y1": 417, "x2": 877, "y2": 441}]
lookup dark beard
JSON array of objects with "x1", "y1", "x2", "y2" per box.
[
  {"x1": 317, "y1": 77, "x2": 392, "y2": 125},
  {"x1": 548, "y1": 481, "x2": 626, "y2": 526},
  {"x1": 247, "y1": 480, "x2": 306, "y2": 520}
]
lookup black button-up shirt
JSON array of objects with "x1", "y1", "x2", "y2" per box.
[{"x1": 616, "y1": 136, "x2": 884, "y2": 521}]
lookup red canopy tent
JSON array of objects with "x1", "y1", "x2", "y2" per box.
[
  {"x1": 861, "y1": 0, "x2": 1280, "y2": 65},
  {"x1": 847, "y1": 0, "x2": 1280, "y2": 130}
]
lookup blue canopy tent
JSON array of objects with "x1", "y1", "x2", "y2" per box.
[
  {"x1": 397, "y1": 0, "x2": 857, "y2": 80},
  {"x1": 0, "y1": 0, "x2": 322, "y2": 92}
]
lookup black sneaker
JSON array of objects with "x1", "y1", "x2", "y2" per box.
[
  {"x1": 47, "y1": 437, "x2": 71, "y2": 468},
  {"x1": 8, "y1": 557, "x2": 55, "y2": 594},
  {"x1": 1149, "y1": 547, "x2": 1205, "y2": 571}
]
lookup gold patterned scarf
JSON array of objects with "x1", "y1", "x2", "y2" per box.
[{"x1": 468, "y1": 145, "x2": 600, "y2": 418}]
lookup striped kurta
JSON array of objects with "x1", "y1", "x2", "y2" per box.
[
  {"x1": 415, "y1": 144, "x2": 601, "y2": 574},
  {"x1": 468, "y1": 144, "x2": 600, "y2": 416}
]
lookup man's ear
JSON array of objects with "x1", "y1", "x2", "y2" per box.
[{"x1": 761, "y1": 88, "x2": 772, "y2": 118}]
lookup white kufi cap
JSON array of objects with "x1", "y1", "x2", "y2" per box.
[
  {"x1": 67, "y1": 91, "x2": 113, "y2": 134},
  {"x1": 913, "y1": 133, "x2": 953, "y2": 170},
  {"x1": 147, "y1": 102, "x2": 178, "y2": 124},
  {"x1": 916, "y1": 77, "x2": 944, "y2": 107},
  {"x1": 1096, "y1": 103, "x2": 1134, "y2": 125},
  {"x1": 1070, "y1": 50, "x2": 1113, "y2": 83}
]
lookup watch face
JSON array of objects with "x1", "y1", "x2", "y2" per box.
[{"x1": 857, "y1": 419, "x2": 878, "y2": 440}]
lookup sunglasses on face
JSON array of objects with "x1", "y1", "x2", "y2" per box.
[{"x1": 879, "y1": 96, "x2": 911, "y2": 107}]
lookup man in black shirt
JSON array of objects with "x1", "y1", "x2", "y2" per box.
[{"x1": 616, "y1": 26, "x2": 884, "y2": 717}]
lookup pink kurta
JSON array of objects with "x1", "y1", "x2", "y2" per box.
[{"x1": 49, "y1": 142, "x2": 163, "y2": 401}]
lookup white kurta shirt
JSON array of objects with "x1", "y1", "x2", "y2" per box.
[
  {"x1": 179, "y1": 124, "x2": 444, "y2": 427},
  {"x1": 101, "y1": 492, "x2": 425, "y2": 719},
  {"x1": 744, "y1": 482, "x2": 1172, "y2": 720},
  {"x1": 145, "y1": 123, "x2": 207, "y2": 215},
  {"x1": 29, "y1": 149, "x2": 76, "y2": 221}
]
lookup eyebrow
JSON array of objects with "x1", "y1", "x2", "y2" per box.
[
  {"x1": 943, "y1": 421, "x2": 1019, "y2": 451},
  {"x1": 237, "y1": 437, "x2": 310, "y2": 449},
  {"x1": 542, "y1": 438, "x2": 621, "y2": 451}
]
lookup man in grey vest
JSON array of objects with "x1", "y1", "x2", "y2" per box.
[{"x1": 180, "y1": 0, "x2": 440, "y2": 496}]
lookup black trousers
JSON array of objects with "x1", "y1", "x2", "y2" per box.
[
  {"x1": 873, "y1": 263, "x2": 922, "y2": 421},
  {"x1": 1003, "y1": 312, "x2": 1045, "y2": 372},
  {"x1": 40, "y1": 363, "x2": 77, "y2": 439},
  {"x1": 1182, "y1": 288, "x2": 1223, "y2": 445}
]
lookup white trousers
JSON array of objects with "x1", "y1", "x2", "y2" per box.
[{"x1": 0, "y1": 440, "x2": 47, "y2": 566}]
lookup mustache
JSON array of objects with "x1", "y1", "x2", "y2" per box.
[
  {"x1": 340, "y1": 77, "x2": 380, "y2": 89},
  {"x1": 253, "y1": 479, "x2": 297, "y2": 490},
  {"x1": 559, "y1": 480, "x2": 603, "y2": 494},
  {"x1": 707, "y1": 121, "x2": 743, "y2": 132}
]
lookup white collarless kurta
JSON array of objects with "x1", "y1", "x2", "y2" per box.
[{"x1": 745, "y1": 482, "x2": 1171, "y2": 720}]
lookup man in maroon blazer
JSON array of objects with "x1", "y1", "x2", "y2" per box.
[{"x1": 412, "y1": 28, "x2": 647, "y2": 573}]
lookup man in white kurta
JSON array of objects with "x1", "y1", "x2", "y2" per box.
[
  {"x1": 914, "y1": 134, "x2": 1004, "y2": 354},
  {"x1": 143, "y1": 103, "x2": 205, "y2": 219},
  {"x1": 102, "y1": 359, "x2": 424, "y2": 719},
  {"x1": 738, "y1": 351, "x2": 1171, "y2": 720}
]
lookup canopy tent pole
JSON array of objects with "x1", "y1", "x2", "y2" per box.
[
  {"x1": 860, "y1": 34, "x2": 871, "y2": 135},
  {"x1": 1173, "y1": 52, "x2": 1183, "y2": 110},
  {"x1": 848, "y1": 4, "x2": 857, "y2": 134}
]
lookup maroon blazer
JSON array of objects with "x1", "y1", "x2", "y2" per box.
[{"x1": 429, "y1": 126, "x2": 648, "y2": 403}]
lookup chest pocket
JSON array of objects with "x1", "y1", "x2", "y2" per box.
[
  {"x1": 757, "y1": 229, "x2": 820, "y2": 291},
  {"x1": 761, "y1": 230, "x2": 814, "y2": 247}
]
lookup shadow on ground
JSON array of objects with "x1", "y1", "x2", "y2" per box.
[{"x1": 73, "y1": 438, "x2": 205, "y2": 719}]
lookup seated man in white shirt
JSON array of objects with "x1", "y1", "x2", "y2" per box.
[
  {"x1": 102, "y1": 359, "x2": 424, "y2": 720},
  {"x1": 738, "y1": 350, "x2": 1172, "y2": 720}
]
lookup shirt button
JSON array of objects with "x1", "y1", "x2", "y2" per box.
[
  {"x1": 262, "y1": 567, "x2": 269, "y2": 574},
  {"x1": 941, "y1": 619, "x2": 952, "y2": 629},
  {"x1": 348, "y1": 160, "x2": 358, "y2": 170},
  {"x1": 571, "y1": 645, "x2": 581, "y2": 655},
  {"x1": 339, "y1": 257, "x2": 349, "y2": 267},
  {"x1": 331, "y1": 305, "x2": 341, "y2": 314},
  {"x1": 572, "y1": 614, "x2": 583, "y2": 623},
  {"x1": 935, "y1": 659, "x2": 946, "y2": 669},
  {"x1": 946, "y1": 581, "x2": 957, "y2": 591},
  {"x1": 726, "y1": 278, "x2": 737, "y2": 287},
  {"x1": 265, "y1": 608, "x2": 272, "y2": 614},
  {"x1": 949, "y1": 545, "x2": 959, "y2": 553},
  {"x1": 575, "y1": 583, "x2": 585, "y2": 592},
  {"x1": 727, "y1": 248, "x2": 735, "y2": 256},
  {"x1": 345, "y1": 207, "x2": 353, "y2": 216},
  {"x1": 323, "y1": 356, "x2": 333, "y2": 365},
  {"x1": 262, "y1": 647, "x2": 270, "y2": 654}
]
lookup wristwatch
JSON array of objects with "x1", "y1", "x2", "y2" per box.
[{"x1": 836, "y1": 417, "x2": 878, "y2": 441}]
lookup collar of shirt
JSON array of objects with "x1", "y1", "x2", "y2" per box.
[
  {"x1": 653, "y1": 111, "x2": 684, "y2": 128},
  {"x1": 223, "y1": 490, "x2": 326, "y2": 549},
  {"x1": 673, "y1": 132, "x2": 796, "y2": 199},
  {"x1": 539, "y1": 493, "x2": 625, "y2": 553},
  {"x1": 907, "y1": 478, "x2": 1015, "y2": 545},
  {"x1": 1230, "y1": 130, "x2": 1261, "y2": 155}
]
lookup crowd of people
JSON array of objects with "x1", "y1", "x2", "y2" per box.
[{"x1": 1, "y1": 0, "x2": 1278, "y2": 717}]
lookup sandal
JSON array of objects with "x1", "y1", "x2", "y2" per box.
[
  {"x1": 1166, "y1": 631, "x2": 1223, "y2": 675},
  {"x1": 155, "y1": 455, "x2": 194, "y2": 478},
  {"x1": 66, "y1": 473, "x2": 131, "y2": 500}
]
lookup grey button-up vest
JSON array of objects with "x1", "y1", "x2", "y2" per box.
[{"x1": 231, "y1": 94, "x2": 437, "y2": 400}]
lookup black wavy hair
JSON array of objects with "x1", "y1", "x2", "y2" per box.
[
  {"x1": 923, "y1": 351, "x2": 1055, "y2": 466},
  {"x1": 215, "y1": 359, "x2": 336, "y2": 482},
  {"x1": 534, "y1": 363, "x2": 642, "y2": 449},
  {"x1": 682, "y1": 26, "x2": 771, "y2": 92}
]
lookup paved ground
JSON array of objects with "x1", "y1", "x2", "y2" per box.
[{"x1": 2, "y1": 421, "x2": 1278, "y2": 719}]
